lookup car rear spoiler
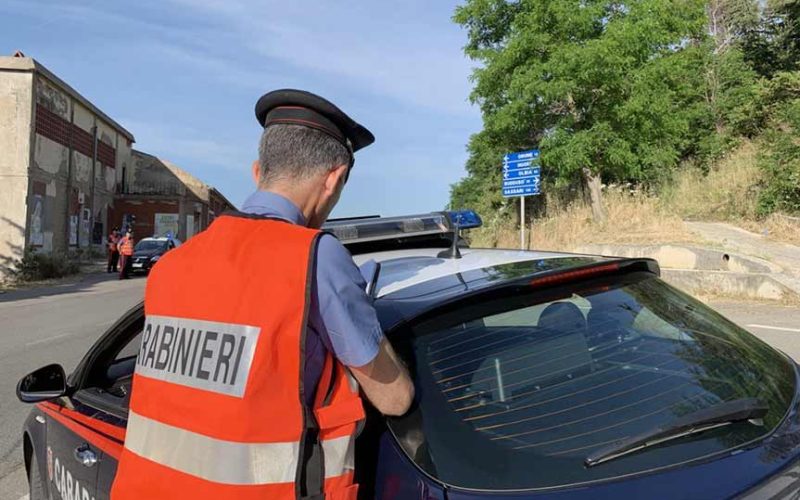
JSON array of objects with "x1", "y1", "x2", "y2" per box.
[
  {"x1": 377, "y1": 258, "x2": 661, "y2": 333},
  {"x1": 525, "y1": 258, "x2": 660, "y2": 286}
]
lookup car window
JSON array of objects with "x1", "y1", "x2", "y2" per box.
[
  {"x1": 387, "y1": 274, "x2": 795, "y2": 491},
  {"x1": 73, "y1": 312, "x2": 143, "y2": 417},
  {"x1": 135, "y1": 240, "x2": 167, "y2": 252},
  {"x1": 116, "y1": 331, "x2": 141, "y2": 361}
]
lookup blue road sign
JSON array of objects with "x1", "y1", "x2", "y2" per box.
[
  {"x1": 503, "y1": 185, "x2": 540, "y2": 197},
  {"x1": 504, "y1": 149, "x2": 540, "y2": 164},
  {"x1": 502, "y1": 150, "x2": 541, "y2": 198},
  {"x1": 503, "y1": 159, "x2": 538, "y2": 170},
  {"x1": 502, "y1": 177, "x2": 539, "y2": 187},
  {"x1": 503, "y1": 166, "x2": 540, "y2": 179}
]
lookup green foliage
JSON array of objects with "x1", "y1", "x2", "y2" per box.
[
  {"x1": 757, "y1": 72, "x2": 800, "y2": 215},
  {"x1": 743, "y1": 0, "x2": 800, "y2": 76},
  {"x1": 451, "y1": 0, "x2": 800, "y2": 222},
  {"x1": 451, "y1": 0, "x2": 717, "y2": 214},
  {"x1": 12, "y1": 247, "x2": 80, "y2": 282}
]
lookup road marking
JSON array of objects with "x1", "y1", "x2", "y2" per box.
[
  {"x1": 24, "y1": 333, "x2": 72, "y2": 347},
  {"x1": 748, "y1": 324, "x2": 800, "y2": 333},
  {"x1": 18, "y1": 495, "x2": 29, "y2": 500}
]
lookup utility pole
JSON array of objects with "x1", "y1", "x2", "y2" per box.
[{"x1": 520, "y1": 196, "x2": 525, "y2": 250}]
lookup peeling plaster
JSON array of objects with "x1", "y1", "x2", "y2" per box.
[
  {"x1": 36, "y1": 78, "x2": 70, "y2": 119},
  {"x1": 34, "y1": 136, "x2": 67, "y2": 174},
  {"x1": 74, "y1": 152, "x2": 92, "y2": 182},
  {"x1": 105, "y1": 166, "x2": 115, "y2": 191}
]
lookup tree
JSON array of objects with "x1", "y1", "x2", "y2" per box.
[
  {"x1": 756, "y1": 71, "x2": 800, "y2": 215},
  {"x1": 451, "y1": 0, "x2": 708, "y2": 222},
  {"x1": 742, "y1": 0, "x2": 800, "y2": 77}
]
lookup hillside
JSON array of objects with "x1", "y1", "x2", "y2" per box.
[
  {"x1": 450, "y1": 0, "x2": 800, "y2": 248},
  {"x1": 469, "y1": 141, "x2": 799, "y2": 252}
]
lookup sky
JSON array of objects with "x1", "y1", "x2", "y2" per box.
[{"x1": 1, "y1": 0, "x2": 482, "y2": 217}]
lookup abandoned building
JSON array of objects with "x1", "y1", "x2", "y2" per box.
[
  {"x1": 110, "y1": 150, "x2": 235, "y2": 240},
  {"x1": 0, "y1": 53, "x2": 235, "y2": 276}
]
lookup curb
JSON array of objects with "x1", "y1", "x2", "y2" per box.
[
  {"x1": 571, "y1": 244, "x2": 800, "y2": 303},
  {"x1": 660, "y1": 269, "x2": 800, "y2": 303}
]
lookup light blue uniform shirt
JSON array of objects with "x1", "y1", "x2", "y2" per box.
[{"x1": 240, "y1": 190, "x2": 384, "y2": 404}]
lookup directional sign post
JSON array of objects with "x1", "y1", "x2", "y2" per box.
[{"x1": 502, "y1": 149, "x2": 541, "y2": 249}]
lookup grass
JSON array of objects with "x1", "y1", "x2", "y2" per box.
[
  {"x1": 660, "y1": 140, "x2": 761, "y2": 221},
  {"x1": 739, "y1": 213, "x2": 800, "y2": 246},
  {"x1": 469, "y1": 186, "x2": 697, "y2": 251},
  {"x1": 469, "y1": 140, "x2": 800, "y2": 252}
]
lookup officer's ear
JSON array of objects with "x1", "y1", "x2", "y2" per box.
[
  {"x1": 251, "y1": 160, "x2": 261, "y2": 186},
  {"x1": 324, "y1": 164, "x2": 348, "y2": 195}
]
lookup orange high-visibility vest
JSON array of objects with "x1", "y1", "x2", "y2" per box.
[
  {"x1": 110, "y1": 215, "x2": 365, "y2": 500},
  {"x1": 119, "y1": 237, "x2": 134, "y2": 256}
]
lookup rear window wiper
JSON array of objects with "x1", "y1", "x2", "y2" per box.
[{"x1": 585, "y1": 398, "x2": 768, "y2": 467}]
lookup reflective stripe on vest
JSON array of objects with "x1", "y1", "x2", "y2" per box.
[
  {"x1": 124, "y1": 410, "x2": 354, "y2": 485},
  {"x1": 111, "y1": 215, "x2": 365, "y2": 500}
]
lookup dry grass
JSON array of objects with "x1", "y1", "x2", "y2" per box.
[
  {"x1": 660, "y1": 141, "x2": 761, "y2": 221},
  {"x1": 739, "y1": 213, "x2": 800, "y2": 246},
  {"x1": 469, "y1": 187, "x2": 697, "y2": 251},
  {"x1": 467, "y1": 140, "x2": 798, "y2": 252}
]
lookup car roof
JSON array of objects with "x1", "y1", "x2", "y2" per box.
[
  {"x1": 140, "y1": 236, "x2": 182, "y2": 243},
  {"x1": 352, "y1": 247, "x2": 598, "y2": 298}
]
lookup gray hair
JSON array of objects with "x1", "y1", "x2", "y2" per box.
[{"x1": 257, "y1": 124, "x2": 351, "y2": 185}]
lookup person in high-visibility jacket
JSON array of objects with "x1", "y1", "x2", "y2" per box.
[
  {"x1": 111, "y1": 89, "x2": 414, "y2": 500},
  {"x1": 107, "y1": 228, "x2": 120, "y2": 273},
  {"x1": 117, "y1": 230, "x2": 134, "y2": 280}
]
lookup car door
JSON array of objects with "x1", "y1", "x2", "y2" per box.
[
  {"x1": 32, "y1": 303, "x2": 142, "y2": 500},
  {"x1": 39, "y1": 402, "x2": 105, "y2": 500},
  {"x1": 38, "y1": 304, "x2": 145, "y2": 500},
  {"x1": 72, "y1": 313, "x2": 143, "y2": 499}
]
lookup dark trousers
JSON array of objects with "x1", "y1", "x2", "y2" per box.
[
  {"x1": 119, "y1": 254, "x2": 131, "y2": 279},
  {"x1": 107, "y1": 250, "x2": 119, "y2": 272}
]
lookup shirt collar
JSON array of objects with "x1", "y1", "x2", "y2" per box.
[{"x1": 240, "y1": 190, "x2": 307, "y2": 226}]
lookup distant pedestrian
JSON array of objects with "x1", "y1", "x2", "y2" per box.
[
  {"x1": 118, "y1": 230, "x2": 134, "y2": 280},
  {"x1": 107, "y1": 228, "x2": 120, "y2": 273}
]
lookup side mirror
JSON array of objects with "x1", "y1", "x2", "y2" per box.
[{"x1": 16, "y1": 364, "x2": 67, "y2": 403}]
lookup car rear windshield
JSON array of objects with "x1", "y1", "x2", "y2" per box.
[
  {"x1": 387, "y1": 272, "x2": 796, "y2": 491},
  {"x1": 135, "y1": 241, "x2": 167, "y2": 252}
]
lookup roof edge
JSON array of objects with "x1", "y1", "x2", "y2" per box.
[{"x1": 0, "y1": 56, "x2": 135, "y2": 142}]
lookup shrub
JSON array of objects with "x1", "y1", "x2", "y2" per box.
[
  {"x1": 12, "y1": 247, "x2": 80, "y2": 282},
  {"x1": 756, "y1": 72, "x2": 800, "y2": 216}
]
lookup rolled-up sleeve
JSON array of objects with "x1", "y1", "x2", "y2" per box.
[{"x1": 314, "y1": 234, "x2": 384, "y2": 368}]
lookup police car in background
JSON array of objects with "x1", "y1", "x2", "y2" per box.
[
  {"x1": 16, "y1": 211, "x2": 800, "y2": 499},
  {"x1": 129, "y1": 236, "x2": 182, "y2": 275}
]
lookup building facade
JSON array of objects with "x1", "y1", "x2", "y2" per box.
[
  {"x1": 0, "y1": 54, "x2": 234, "y2": 277},
  {"x1": 109, "y1": 151, "x2": 235, "y2": 241}
]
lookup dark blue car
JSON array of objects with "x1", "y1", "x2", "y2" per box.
[{"x1": 17, "y1": 212, "x2": 800, "y2": 499}]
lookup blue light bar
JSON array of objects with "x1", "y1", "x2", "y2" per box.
[
  {"x1": 447, "y1": 210, "x2": 482, "y2": 229},
  {"x1": 322, "y1": 210, "x2": 483, "y2": 244},
  {"x1": 323, "y1": 212, "x2": 451, "y2": 243}
]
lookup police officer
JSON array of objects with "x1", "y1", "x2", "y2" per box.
[
  {"x1": 107, "y1": 227, "x2": 120, "y2": 273},
  {"x1": 111, "y1": 90, "x2": 414, "y2": 500},
  {"x1": 117, "y1": 229, "x2": 134, "y2": 280}
]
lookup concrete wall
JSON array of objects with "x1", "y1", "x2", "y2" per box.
[
  {"x1": 28, "y1": 76, "x2": 136, "y2": 253},
  {"x1": 121, "y1": 151, "x2": 211, "y2": 240},
  {"x1": 129, "y1": 151, "x2": 207, "y2": 197},
  {"x1": 31, "y1": 76, "x2": 74, "y2": 252},
  {"x1": 0, "y1": 70, "x2": 33, "y2": 274}
]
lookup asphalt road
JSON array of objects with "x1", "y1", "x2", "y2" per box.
[
  {"x1": 0, "y1": 276, "x2": 798, "y2": 499},
  {"x1": 0, "y1": 273, "x2": 146, "y2": 499}
]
